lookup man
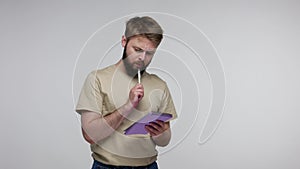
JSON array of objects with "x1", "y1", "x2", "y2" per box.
[{"x1": 76, "y1": 16, "x2": 177, "y2": 169}]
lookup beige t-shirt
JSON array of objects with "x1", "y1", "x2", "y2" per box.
[{"x1": 76, "y1": 64, "x2": 177, "y2": 166}]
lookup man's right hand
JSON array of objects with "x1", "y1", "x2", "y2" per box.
[{"x1": 129, "y1": 84, "x2": 144, "y2": 108}]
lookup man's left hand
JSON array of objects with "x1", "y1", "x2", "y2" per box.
[{"x1": 145, "y1": 120, "x2": 170, "y2": 136}]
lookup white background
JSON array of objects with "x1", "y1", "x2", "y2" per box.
[{"x1": 1, "y1": 0, "x2": 300, "y2": 169}]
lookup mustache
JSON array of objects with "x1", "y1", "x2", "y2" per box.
[{"x1": 135, "y1": 61, "x2": 145, "y2": 67}]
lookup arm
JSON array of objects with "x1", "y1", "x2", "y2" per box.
[
  {"x1": 81, "y1": 84, "x2": 144, "y2": 144},
  {"x1": 146, "y1": 84, "x2": 177, "y2": 147},
  {"x1": 82, "y1": 127, "x2": 95, "y2": 144},
  {"x1": 81, "y1": 102, "x2": 133, "y2": 143}
]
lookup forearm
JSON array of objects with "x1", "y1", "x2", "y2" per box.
[
  {"x1": 151, "y1": 128, "x2": 171, "y2": 147},
  {"x1": 103, "y1": 102, "x2": 133, "y2": 129},
  {"x1": 81, "y1": 102, "x2": 133, "y2": 143}
]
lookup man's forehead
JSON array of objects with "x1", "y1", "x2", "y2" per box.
[{"x1": 129, "y1": 36, "x2": 157, "y2": 51}]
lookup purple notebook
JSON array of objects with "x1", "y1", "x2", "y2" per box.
[{"x1": 124, "y1": 112, "x2": 172, "y2": 135}]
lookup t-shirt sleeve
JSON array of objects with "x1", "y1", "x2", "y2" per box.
[
  {"x1": 158, "y1": 84, "x2": 178, "y2": 120},
  {"x1": 75, "y1": 71, "x2": 103, "y2": 115}
]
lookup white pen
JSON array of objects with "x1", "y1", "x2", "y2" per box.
[{"x1": 138, "y1": 69, "x2": 141, "y2": 84}]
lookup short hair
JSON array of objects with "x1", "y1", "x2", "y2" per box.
[{"x1": 124, "y1": 16, "x2": 163, "y2": 47}]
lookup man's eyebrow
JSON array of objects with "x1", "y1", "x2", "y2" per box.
[
  {"x1": 133, "y1": 46, "x2": 143, "y2": 50},
  {"x1": 133, "y1": 45, "x2": 156, "y2": 52}
]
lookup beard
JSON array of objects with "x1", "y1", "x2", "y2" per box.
[{"x1": 122, "y1": 44, "x2": 147, "y2": 77}]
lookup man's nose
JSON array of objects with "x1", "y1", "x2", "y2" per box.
[{"x1": 138, "y1": 52, "x2": 146, "y2": 61}]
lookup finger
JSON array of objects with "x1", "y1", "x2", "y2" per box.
[
  {"x1": 148, "y1": 122, "x2": 163, "y2": 132},
  {"x1": 150, "y1": 121, "x2": 165, "y2": 130},
  {"x1": 134, "y1": 84, "x2": 144, "y2": 90},
  {"x1": 134, "y1": 89, "x2": 144, "y2": 93},
  {"x1": 145, "y1": 125, "x2": 159, "y2": 136},
  {"x1": 134, "y1": 88, "x2": 144, "y2": 93},
  {"x1": 154, "y1": 120, "x2": 164, "y2": 127},
  {"x1": 134, "y1": 90, "x2": 144, "y2": 95}
]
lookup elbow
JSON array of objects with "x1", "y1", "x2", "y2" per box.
[
  {"x1": 157, "y1": 141, "x2": 170, "y2": 147},
  {"x1": 81, "y1": 112, "x2": 114, "y2": 143},
  {"x1": 81, "y1": 127, "x2": 95, "y2": 144},
  {"x1": 157, "y1": 136, "x2": 171, "y2": 147}
]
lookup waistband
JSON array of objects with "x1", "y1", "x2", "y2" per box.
[{"x1": 92, "y1": 159, "x2": 158, "y2": 169}]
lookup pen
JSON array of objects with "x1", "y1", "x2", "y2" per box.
[{"x1": 138, "y1": 69, "x2": 141, "y2": 84}]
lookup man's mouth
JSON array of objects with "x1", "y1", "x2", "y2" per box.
[{"x1": 135, "y1": 63, "x2": 144, "y2": 69}]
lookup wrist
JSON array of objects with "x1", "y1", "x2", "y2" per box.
[
  {"x1": 119, "y1": 101, "x2": 134, "y2": 117},
  {"x1": 152, "y1": 128, "x2": 171, "y2": 147}
]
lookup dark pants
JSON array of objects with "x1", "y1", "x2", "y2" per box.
[{"x1": 91, "y1": 160, "x2": 158, "y2": 169}]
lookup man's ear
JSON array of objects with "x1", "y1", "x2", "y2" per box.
[{"x1": 121, "y1": 35, "x2": 127, "y2": 47}]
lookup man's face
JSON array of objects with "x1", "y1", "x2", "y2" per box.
[{"x1": 122, "y1": 36, "x2": 157, "y2": 76}]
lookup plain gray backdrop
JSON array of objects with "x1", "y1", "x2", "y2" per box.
[{"x1": 1, "y1": 0, "x2": 300, "y2": 169}]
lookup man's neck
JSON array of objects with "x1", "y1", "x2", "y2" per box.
[
  {"x1": 116, "y1": 60, "x2": 145, "y2": 78},
  {"x1": 116, "y1": 60, "x2": 136, "y2": 77},
  {"x1": 116, "y1": 60, "x2": 126, "y2": 74}
]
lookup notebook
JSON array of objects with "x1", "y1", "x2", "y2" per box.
[{"x1": 124, "y1": 112, "x2": 173, "y2": 135}]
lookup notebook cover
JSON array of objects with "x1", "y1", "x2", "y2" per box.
[{"x1": 124, "y1": 112, "x2": 172, "y2": 135}]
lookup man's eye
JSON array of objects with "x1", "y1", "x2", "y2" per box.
[
  {"x1": 146, "y1": 51, "x2": 155, "y2": 55},
  {"x1": 134, "y1": 48, "x2": 143, "y2": 52}
]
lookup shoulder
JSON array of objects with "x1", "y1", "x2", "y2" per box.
[
  {"x1": 96, "y1": 64, "x2": 116, "y2": 75},
  {"x1": 88, "y1": 64, "x2": 116, "y2": 79},
  {"x1": 145, "y1": 72, "x2": 167, "y2": 87},
  {"x1": 83, "y1": 65, "x2": 116, "y2": 87}
]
